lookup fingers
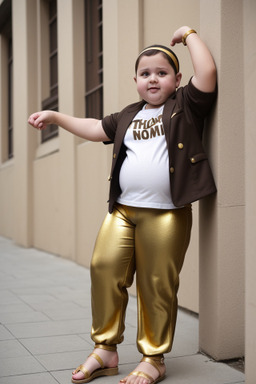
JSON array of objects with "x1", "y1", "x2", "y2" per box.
[
  {"x1": 170, "y1": 26, "x2": 191, "y2": 47},
  {"x1": 170, "y1": 34, "x2": 181, "y2": 47},
  {"x1": 37, "y1": 121, "x2": 46, "y2": 130},
  {"x1": 28, "y1": 112, "x2": 47, "y2": 130},
  {"x1": 170, "y1": 39, "x2": 175, "y2": 47},
  {"x1": 170, "y1": 33, "x2": 182, "y2": 46},
  {"x1": 28, "y1": 113, "x2": 39, "y2": 127}
]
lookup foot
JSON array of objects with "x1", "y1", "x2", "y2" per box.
[
  {"x1": 119, "y1": 357, "x2": 166, "y2": 384},
  {"x1": 72, "y1": 348, "x2": 118, "y2": 382}
]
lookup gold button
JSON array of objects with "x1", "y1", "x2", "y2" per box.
[
  {"x1": 178, "y1": 143, "x2": 183, "y2": 149},
  {"x1": 108, "y1": 175, "x2": 112, "y2": 181},
  {"x1": 190, "y1": 157, "x2": 195, "y2": 163},
  {"x1": 113, "y1": 153, "x2": 117, "y2": 159},
  {"x1": 170, "y1": 167, "x2": 175, "y2": 174}
]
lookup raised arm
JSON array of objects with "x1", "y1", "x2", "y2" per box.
[
  {"x1": 28, "y1": 110, "x2": 110, "y2": 142},
  {"x1": 170, "y1": 26, "x2": 217, "y2": 93}
]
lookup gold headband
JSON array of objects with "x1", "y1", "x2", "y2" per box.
[{"x1": 139, "y1": 47, "x2": 179, "y2": 73}]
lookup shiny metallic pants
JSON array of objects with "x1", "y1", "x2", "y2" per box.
[{"x1": 90, "y1": 203, "x2": 192, "y2": 356}]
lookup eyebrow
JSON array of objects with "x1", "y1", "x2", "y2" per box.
[{"x1": 138, "y1": 66, "x2": 169, "y2": 72}]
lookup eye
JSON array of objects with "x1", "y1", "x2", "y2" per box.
[
  {"x1": 159, "y1": 71, "x2": 167, "y2": 76},
  {"x1": 140, "y1": 71, "x2": 149, "y2": 77}
]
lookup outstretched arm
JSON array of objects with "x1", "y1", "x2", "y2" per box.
[
  {"x1": 28, "y1": 110, "x2": 110, "y2": 142},
  {"x1": 171, "y1": 26, "x2": 217, "y2": 93}
]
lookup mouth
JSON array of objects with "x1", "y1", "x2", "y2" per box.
[{"x1": 148, "y1": 87, "x2": 159, "y2": 93}]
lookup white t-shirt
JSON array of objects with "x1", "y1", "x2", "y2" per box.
[{"x1": 117, "y1": 104, "x2": 177, "y2": 209}]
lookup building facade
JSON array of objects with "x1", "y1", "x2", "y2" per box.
[{"x1": 0, "y1": 0, "x2": 255, "y2": 381}]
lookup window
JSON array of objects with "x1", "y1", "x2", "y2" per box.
[
  {"x1": 85, "y1": 0, "x2": 103, "y2": 119},
  {"x1": 7, "y1": 34, "x2": 13, "y2": 158},
  {"x1": 41, "y1": 0, "x2": 58, "y2": 142},
  {"x1": 0, "y1": 0, "x2": 13, "y2": 160}
]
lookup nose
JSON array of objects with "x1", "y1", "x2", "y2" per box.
[{"x1": 149, "y1": 73, "x2": 158, "y2": 82}]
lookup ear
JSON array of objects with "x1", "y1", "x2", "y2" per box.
[
  {"x1": 134, "y1": 76, "x2": 137, "y2": 83},
  {"x1": 175, "y1": 72, "x2": 182, "y2": 88}
]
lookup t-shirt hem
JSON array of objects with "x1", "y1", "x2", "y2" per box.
[{"x1": 116, "y1": 198, "x2": 179, "y2": 210}]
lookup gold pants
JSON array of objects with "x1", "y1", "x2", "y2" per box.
[{"x1": 90, "y1": 203, "x2": 192, "y2": 355}]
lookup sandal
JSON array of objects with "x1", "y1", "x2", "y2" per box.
[
  {"x1": 71, "y1": 352, "x2": 118, "y2": 383},
  {"x1": 120, "y1": 356, "x2": 166, "y2": 384}
]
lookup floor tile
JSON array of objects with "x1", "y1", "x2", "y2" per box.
[
  {"x1": 5, "y1": 318, "x2": 87, "y2": 338},
  {"x1": 0, "y1": 310, "x2": 50, "y2": 324},
  {"x1": 36, "y1": 349, "x2": 101, "y2": 372},
  {"x1": 20, "y1": 334, "x2": 90, "y2": 355},
  {"x1": 0, "y1": 356, "x2": 46, "y2": 377},
  {"x1": 0, "y1": 303, "x2": 35, "y2": 314},
  {"x1": 164, "y1": 354, "x2": 245, "y2": 384},
  {"x1": 0, "y1": 290, "x2": 23, "y2": 305},
  {"x1": 0, "y1": 372, "x2": 59, "y2": 384},
  {"x1": 0, "y1": 340, "x2": 30, "y2": 359},
  {"x1": 0, "y1": 325, "x2": 15, "y2": 341},
  {"x1": 29, "y1": 301, "x2": 90, "y2": 321}
]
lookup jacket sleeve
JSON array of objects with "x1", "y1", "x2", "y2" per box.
[
  {"x1": 102, "y1": 101, "x2": 146, "y2": 144},
  {"x1": 184, "y1": 78, "x2": 217, "y2": 119},
  {"x1": 102, "y1": 112, "x2": 119, "y2": 143}
]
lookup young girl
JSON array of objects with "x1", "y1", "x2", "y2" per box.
[{"x1": 28, "y1": 26, "x2": 217, "y2": 384}]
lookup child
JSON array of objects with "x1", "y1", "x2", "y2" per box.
[{"x1": 28, "y1": 26, "x2": 217, "y2": 384}]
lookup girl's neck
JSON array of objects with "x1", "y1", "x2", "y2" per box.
[{"x1": 145, "y1": 103, "x2": 164, "y2": 110}]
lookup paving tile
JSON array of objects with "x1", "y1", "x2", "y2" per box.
[
  {"x1": 171, "y1": 309, "x2": 199, "y2": 357},
  {"x1": 51, "y1": 369, "x2": 72, "y2": 384},
  {"x1": 0, "y1": 324, "x2": 15, "y2": 340},
  {"x1": 0, "y1": 310, "x2": 50, "y2": 324},
  {"x1": 78, "y1": 332, "x2": 93, "y2": 345},
  {"x1": 0, "y1": 372, "x2": 59, "y2": 384},
  {"x1": 0, "y1": 290, "x2": 23, "y2": 305},
  {"x1": 52, "y1": 287, "x2": 90, "y2": 300},
  {"x1": 10, "y1": 285, "x2": 72, "y2": 296},
  {"x1": 164, "y1": 354, "x2": 245, "y2": 384},
  {"x1": 124, "y1": 303, "x2": 137, "y2": 327},
  {"x1": 72, "y1": 295, "x2": 92, "y2": 308},
  {"x1": 118, "y1": 344, "x2": 141, "y2": 365},
  {"x1": 37, "y1": 349, "x2": 93, "y2": 371},
  {"x1": 28, "y1": 301, "x2": 91, "y2": 321},
  {"x1": 0, "y1": 356, "x2": 46, "y2": 377},
  {"x1": 20, "y1": 334, "x2": 90, "y2": 355},
  {"x1": 0, "y1": 303, "x2": 35, "y2": 314},
  {"x1": 19, "y1": 294, "x2": 59, "y2": 305},
  {"x1": 0, "y1": 340, "x2": 30, "y2": 359},
  {"x1": 5, "y1": 319, "x2": 87, "y2": 338},
  {"x1": 121, "y1": 324, "x2": 137, "y2": 345},
  {"x1": 0, "y1": 277, "x2": 54, "y2": 290}
]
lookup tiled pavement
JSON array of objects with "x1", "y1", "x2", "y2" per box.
[{"x1": 0, "y1": 236, "x2": 245, "y2": 384}]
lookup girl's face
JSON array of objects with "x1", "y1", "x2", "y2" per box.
[{"x1": 134, "y1": 53, "x2": 181, "y2": 109}]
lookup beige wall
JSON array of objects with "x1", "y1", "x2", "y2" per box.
[
  {"x1": 0, "y1": 164, "x2": 14, "y2": 237},
  {"x1": 199, "y1": 0, "x2": 245, "y2": 360},
  {"x1": 1, "y1": 0, "x2": 255, "y2": 375},
  {"x1": 244, "y1": 0, "x2": 256, "y2": 382},
  {"x1": 12, "y1": 0, "x2": 38, "y2": 246}
]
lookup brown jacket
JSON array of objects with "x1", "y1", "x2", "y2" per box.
[{"x1": 102, "y1": 79, "x2": 217, "y2": 213}]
